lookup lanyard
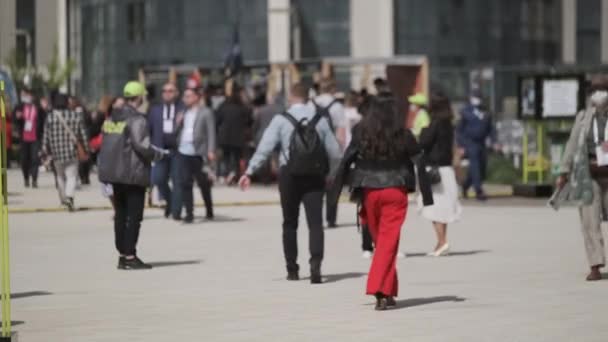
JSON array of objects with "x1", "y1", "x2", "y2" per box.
[
  {"x1": 163, "y1": 104, "x2": 175, "y2": 121},
  {"x1": 593, "y1": 117, "x2": 608, "y2": 144},
  {"x1": 24, "y1": 105, "x2": 36, "y2": 121}
]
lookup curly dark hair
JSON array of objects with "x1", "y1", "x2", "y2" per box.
[
  {"x1": 429, "y1": 90, "x2": 454, "y2": 121},
  {"x1": 358, "y1": 94, "x2": 407, "y2": 160}
]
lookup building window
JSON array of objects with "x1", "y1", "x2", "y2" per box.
[{"x1": 128, "y1": 1, "x2": 146, "y2": 43}]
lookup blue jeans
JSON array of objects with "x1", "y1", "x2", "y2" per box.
[
  {"x1": 151, "y1": 152, "x2": 177, "y2": 213},
  {"x1": 463, "y1": 144, "x2": 487, "y2": 195},
  {"x1": 172, "y1": 153, "x2": 214, "y2": 219}
]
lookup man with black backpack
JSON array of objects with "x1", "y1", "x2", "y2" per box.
[
  {"x1": 239, "y1": 83, "x2": 341, "y2": 284},
  {"x1": 313, "y1": 78, "x2": 347, "y2": 228}
]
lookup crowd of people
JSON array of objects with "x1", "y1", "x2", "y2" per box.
[
  {"x1": 4, "y1": 75, "x2": 506, "y2": 311},
  {"x1": 10, "y1": 70, "x2": 608, "y2": 313}
]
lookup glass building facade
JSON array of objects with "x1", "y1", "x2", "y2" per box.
[
  {"x1": 577, "y1": 0, "x2": 601, "y2": 64},
  {"x1": 79, "y1": 0, "x2": 268, "y2": 102},
  {"x1": 394, "y1": 0, "x2": 563, "y2": 109},
  {"x1": 75, "y1": 0, "x2": 603, "y2": 112},
  {"x1": 291, "y1": 0, "x2": 350, "y2": 59}
]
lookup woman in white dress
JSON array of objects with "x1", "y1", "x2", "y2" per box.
[{"x1": 417, "y1": 92, "x2": 462, "y2": 256}]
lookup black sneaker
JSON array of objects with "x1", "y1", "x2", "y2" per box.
[
  {"x1": 122, "y1": 257, "x2": 153, "y2": 270},
  {"x1": 476, "y1": 193, "x2": 488, "y2": 202},
  {"x1": 206, "y1": 213, "x2": 214, "y2": 220},
  {"x1": 32, "y1": 180, "x2": 38, "y2": 188},
  {"x1": 327, "y1": 222, "x2": 338, "y2": 229},
  {"x1": 117, "y1": 256, "x2": 126, "y2": 269},
  {"x1": 286, "y1": 271, "x2": 299, "y2": 281},
  {"x1": 164, "y1": 206, "x2": 171, "y2": 219},
  {"x1": 183, "y1": 215, "x2": 194, "y2": 224}
]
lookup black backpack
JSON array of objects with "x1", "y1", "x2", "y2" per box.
[
  {"x1": 312, "y1": 99, "x2": 338, "y2": 132},
  {"x1": 281, "y1": 111, "x2": 329, "y2": 177}
]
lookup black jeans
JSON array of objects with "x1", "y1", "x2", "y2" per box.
[
  {"x1": 362, "y1": 225, "x2": 374, "y2": 252},
  {"x1": 79, "y1": 160, "x2": 92, "y2": 184},
  {"x1": 20, "y1": 141, "x2": 40, "y2": 183},
  {"x1": 326, "y1": 190, "x2": 338, "y2": 225},
  {"x1": 221, "y1": 145, "x2": 242, "y2": 177},
  {"x1": 173, "y1": 154, "x2": 214, "y2": 219},
  {"x1": 113, "y1": 183, "x2": 146, "y2": 256},
  {"x1": 279, "y1": 168, "x2": 325, "y2": 273}
]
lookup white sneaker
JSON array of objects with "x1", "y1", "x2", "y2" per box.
[
  {"x1": 397, "y1": 251, "x2": 407, "y2": 259},
  {"x1": 429, "y1": 243, "x2": 450, "y2": 257},
  {"x1": 362, "y1": 251, "x2": 373, "y2": 259}
]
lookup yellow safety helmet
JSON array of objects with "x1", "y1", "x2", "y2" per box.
[{"x1": 408, "y1": 93, "x2": 428, "y2": 106}]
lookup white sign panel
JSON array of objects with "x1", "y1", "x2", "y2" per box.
[{"x1": 542, "y1": 79, "x2": 579, "y2": 118}]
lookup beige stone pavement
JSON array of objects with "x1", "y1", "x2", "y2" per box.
[{"x1": 5, "y1": 169, "x2": 608, "y2": 341}]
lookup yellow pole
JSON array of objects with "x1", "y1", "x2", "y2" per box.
[
  {"x1": 522, "y1": 122, "x2": 528, "y2": 184},
  {"x1": 537, "y1": 122, "x2": 544, "y2": 183},
  {"x1": 0, "y1": 80, "x2": 12, "y2": 338}
]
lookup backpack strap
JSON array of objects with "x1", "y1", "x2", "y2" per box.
[
  {"x1": 309, "y1": 111, "x2": 325, "y2": 127},
  {"x1": 280, "y1": 111, "x2": 300, "y2": 127},
  {"x1": 311, "y1": 99, "x2": 337, "y2": 130}
]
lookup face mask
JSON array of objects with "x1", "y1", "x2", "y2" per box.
[
  {"x1": 470, "y1": 97, "x2": 481, "y2": 107},
  {"x1": 590, "y1": 90, "x2": 608, "y2": 107},
  {"x1": 21, "y1": 95, "x2": 32, "y2": 104}
]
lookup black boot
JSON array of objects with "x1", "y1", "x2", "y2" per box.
[
  {"x1": 375, "y1": 293, "x2": 388, "y2": 311},
  {"x1": 310, "y1": 264, "x2": 323, "y2": 284}
]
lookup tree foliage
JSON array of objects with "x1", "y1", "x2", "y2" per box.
[{"x1": 3, "y1": 44, "x2": 76, "y2": 97}]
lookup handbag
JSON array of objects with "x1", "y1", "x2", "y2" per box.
[
  {"x1": 55, "y1": 110, "x2": 90, "y2": 162},
  {"x1": 426, "y1": 165, "x2": 442, "y2": 185}
]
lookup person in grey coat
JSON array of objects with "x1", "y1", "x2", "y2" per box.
[
  {"x1": 172, "y1": 87, "x2": 217, "y2": 223},
  {"x1": 555, "y1": 75, "x2": 608, "y2": 281}
]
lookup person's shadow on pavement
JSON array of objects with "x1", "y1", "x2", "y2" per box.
[
  {"x1": 302, "y1": 272, "x2": 367, "y2": 284},
  {"x1": 405, "y1": 250, "x2": 490, "y2": 258},
  {"x1": 147, "y1": 260, "x2": 202, "y2": 268},
  {"x1": 392, "y1": 296, "x2": 466, "y2": 310}
]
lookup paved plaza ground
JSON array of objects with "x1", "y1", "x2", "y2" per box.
[{"x1": 5, "y1": 169, "x2": 608, "y2": 341}]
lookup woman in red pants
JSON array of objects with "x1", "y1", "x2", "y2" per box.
[{"x1": 330, "y1": 94, "x2": 433, "y2": 310}]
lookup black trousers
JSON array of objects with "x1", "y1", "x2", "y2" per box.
[
  {"x1": 221, "y1": 145, "x2": 242, "y2": 177},
  {"x1": 362, "y1": 225, "x2": 374, "y2": 252},
  {"x1": 173, "y1": 154, "x2": 213, "y2": 219},
  {"x1": 326, "y1": 190, "x2": 338, "y2": 225},
  {"x1": 113, "y1": 183, "x2": 146, "y2": 256},
  {"x1": 20, "y1": 141, "x2": 40, "y2": 183},
  {"x1": 278, "y1": 168, "x2": 325, "y2": 273},
  {"x1": 79, "y1": 160, "x2": 92, "y2": 184}
]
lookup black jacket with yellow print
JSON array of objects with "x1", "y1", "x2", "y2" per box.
[{"x1": 98, "y1": 105, "x2": 163, "y2": 187}]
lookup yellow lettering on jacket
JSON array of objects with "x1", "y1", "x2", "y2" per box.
[{"x1": 102, "y1": 121, "x2": 127, "y2": 134}]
